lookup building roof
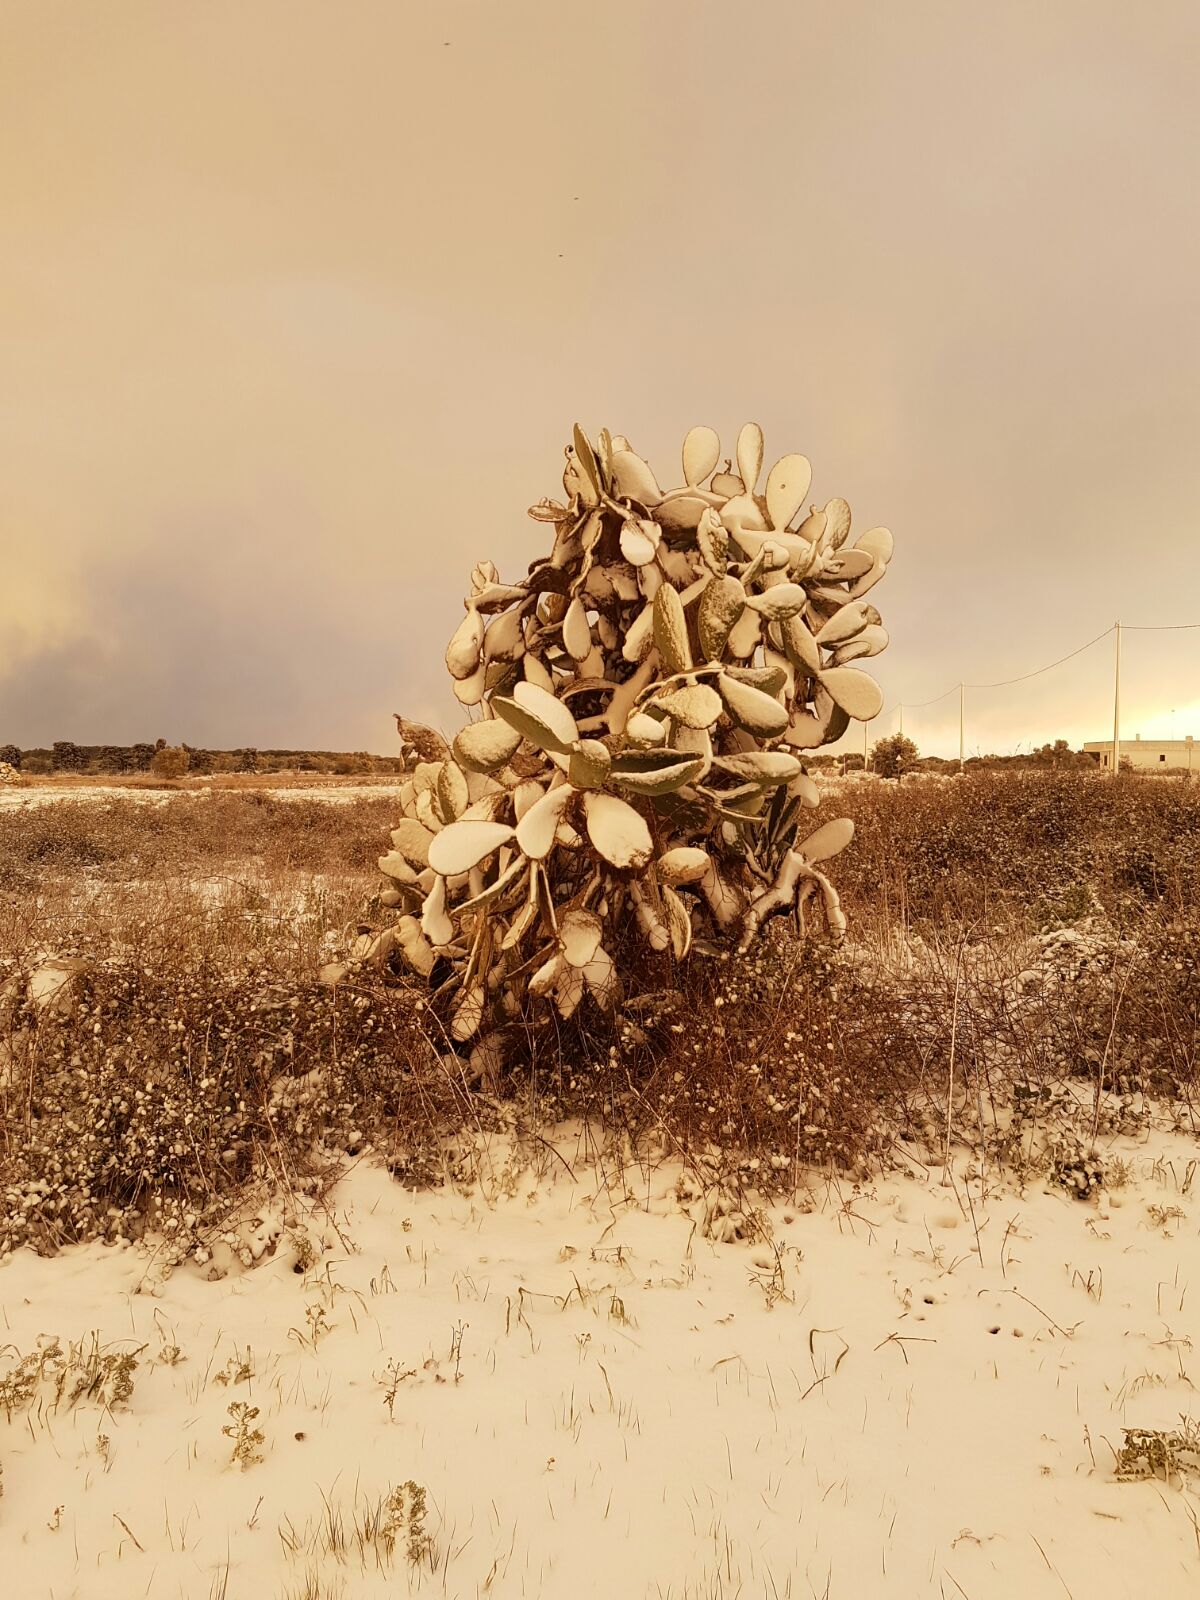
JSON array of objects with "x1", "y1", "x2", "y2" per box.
[{"x1": 1083, "y1": 736, "x2": 1195, "y2": 750}]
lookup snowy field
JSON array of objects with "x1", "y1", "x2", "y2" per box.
[
  {"x1": 2, "y1": 1125, "x2": 1198, "y2": 1600},
  {"x1": 0, "y1": 782, "x2": 404, "y2": 811}
]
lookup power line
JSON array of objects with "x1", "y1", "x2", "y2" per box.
[
  {"x1": 893, "y1": 684, "x2": 958, "y2": 712},
  {"x1": 878, "y1": 622, "x2": 1117, "y2": 725},
  {"x1": 883, "y1": 618, "x2": 1200, "y2": 715},
  {"x1": 861, "y1": 615, "x2": 1200, "y2": 769},
  {"x1": 963, "y1": 624, "x2": 1115, "y2": 690}
]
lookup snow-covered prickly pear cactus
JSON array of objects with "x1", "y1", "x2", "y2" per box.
[{"x1": 377, "y1": 423, "x2": 893, "y2": 1080}]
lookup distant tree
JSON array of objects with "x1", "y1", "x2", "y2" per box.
[
  {"x1": 52, "y1": 741, "x2": 86, "y2": 773},
  {"x1": 150, "y1": 745, "x2": 190, "y2": 780},
  {"x1": 872, "y1": 733, "x2": 919, "y2": 779},
  {"x1": 183, "y1": 744, "x2": 216, "y2": 775},
  {"x1": 1029, "y1": 738, "x2": 1080, "y2": 768},
  {"x1": 0, "y1": 745, "x2": 20, "y2": 769}
]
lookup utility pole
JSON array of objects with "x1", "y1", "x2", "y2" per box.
[
  {"x1": 863, "y1": 717, "x2": 869, "y2": 771},
  {"x1": 1111, "y1": 621, "x2": 1121, "y2": 776},
  {"x1": 958, "y1": 683, "x2": 965, "y2": 773},
  {"x1": 898, "y1": 704, "x2": 904, "y2": 740}
]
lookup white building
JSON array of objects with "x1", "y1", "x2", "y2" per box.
[{"x1": 1083, "y1": 735, "x2": 1196, "y2": 771}]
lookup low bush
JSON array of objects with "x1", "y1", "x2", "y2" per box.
[
  {"x1": 0, "y1": 959, "x2": 465, "y2": 1257},
  {"x1": 833, "y1": 771, "x2": 1200, "y2": 930}
]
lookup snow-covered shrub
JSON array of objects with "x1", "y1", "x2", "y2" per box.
[{"x1": 378, "y1": 423, "x2": 893, "y2": 1077}]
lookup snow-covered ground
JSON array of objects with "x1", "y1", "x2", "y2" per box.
[
  {"x1": 2, "y1": 1126, "x2": 1197, "y2": 1599},
  {"x1": 0, "y1": 782, "x2": 403, "y2": 810}
]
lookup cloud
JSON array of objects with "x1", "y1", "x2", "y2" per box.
[
  {"x1": 3, "y1": 2, "x2": 1199, "y2": 756},
  {"x1": 0, "y1": 520, "x2": 417, "y2": 750}
]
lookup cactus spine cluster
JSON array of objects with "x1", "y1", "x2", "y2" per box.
[{"x1": 375, "y1": 422, "x2": 893, "y2": 1081}]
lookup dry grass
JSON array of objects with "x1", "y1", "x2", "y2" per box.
[
  {"x1": 0, "y1": 790, "x2": 393, "y2": 888},
  {"x1": 1, "y1": 773, "x2": 1197, "y2": 1258},
  {"x1": 833, "y1": 768, "x2": 1200, "y2": 934},
  {"x1": 11, "y1": 771, "x2": 405, "y2": 794}
]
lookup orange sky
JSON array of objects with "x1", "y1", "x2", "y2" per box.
[{"x1": 2, "y1": 1, "x2": 1198, "y2": 756}]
